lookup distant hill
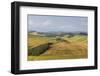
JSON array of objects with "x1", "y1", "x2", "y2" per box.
[{"x1": 28, "y1": 31, "x2": 87, "y2": 37}]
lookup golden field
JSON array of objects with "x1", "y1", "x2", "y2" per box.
[{"x1": 28, "y1": 34, "x2": 88, "y2": 61}]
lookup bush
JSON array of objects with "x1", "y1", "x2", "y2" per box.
[{"x1": 28, "y1": 43, "x2": 51, "y2": 56}]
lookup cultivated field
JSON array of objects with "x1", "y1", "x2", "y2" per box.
[{"x1": 28, "y1": 33, "x2": 88, "y2": 61}]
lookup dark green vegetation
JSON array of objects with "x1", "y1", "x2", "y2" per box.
[
  {"x1": 28, "y1": 32, "x2": 88, "y2": 61},
  {"x1": 28, "y1": 43, "x2": 52, "y2": 56}
]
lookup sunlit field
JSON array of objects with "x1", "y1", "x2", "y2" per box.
[{"x1": 28, "y1": 33, "x2": 88, "y2": 61}]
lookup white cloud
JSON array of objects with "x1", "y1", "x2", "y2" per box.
[{"x1": 42, "y1": 20, "x2": 51, "y2": 26}]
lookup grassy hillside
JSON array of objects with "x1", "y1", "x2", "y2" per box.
[{"x1": 28, "y1": 34, "x2": 88, "y2": 61}]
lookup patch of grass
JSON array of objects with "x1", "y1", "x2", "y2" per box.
[
  {"x1": 28, "y1": 55, "x2": 87, "y2": 61},
  {"x1": 28, "y1": 35, "x2": 49, "y2": 48},
  {"x1": 28, "y1": 43, "x2": 50, "y2": 56}
]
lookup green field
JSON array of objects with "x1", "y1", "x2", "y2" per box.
[{"x1": 28, "y1": 33, "x2": 88, "y2": 61}]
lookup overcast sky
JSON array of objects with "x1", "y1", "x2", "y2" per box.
[{"x1": 28, "y1": 15, "x2": 88, "y2": 33}]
